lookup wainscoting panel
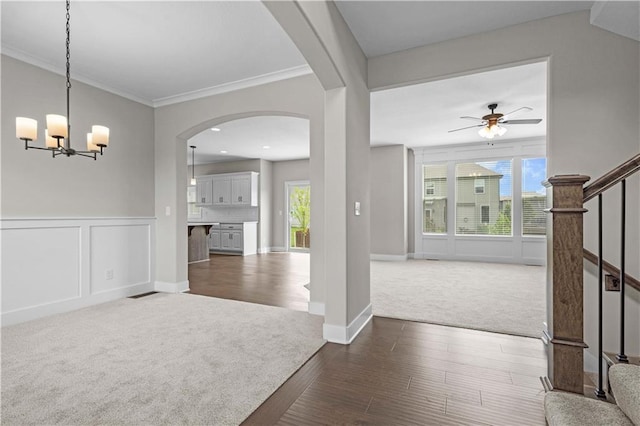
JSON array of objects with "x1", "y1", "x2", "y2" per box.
[
  {"x1": 90, "y1": 225, "x2": 151, "y2": 294},
  {"x1": 522, "y1": 238, "x2": 546, "y2": 265},
  {"x1": 1, "y1": 218, "x2": 155, "y2": 325},
  {"x1": 1, "y1": 226, "x2": 81, "y2": 313}
]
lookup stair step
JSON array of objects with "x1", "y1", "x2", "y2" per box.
[{"x1": 603, "y1": 352, "x2": 640, "y2": 366}]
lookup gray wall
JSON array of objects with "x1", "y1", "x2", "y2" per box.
[
  {"x1": 194, "y1": 160, "x2": 260, "y2": 175},
  {"x1": 272, "y1": 159, "x2": 310, "y2": 250},
  {"x1": 407, "y1": 149, "x2": 415, "y2": 254},
  {"x1": 369, "y1": 11, "x2": 639, "y2": 363},
  {"x1": 258, "y1": 159, "x2": 273, "y2": 252},
  {"x1": 1, "y1": 55, "x2": 155, "y2": 217},
  {"x1": 370, "y1": 145, "x2": 408, "y2": 257},
  {"x1": 153, "y1": 74, "x2": 325, "y2": 302}
]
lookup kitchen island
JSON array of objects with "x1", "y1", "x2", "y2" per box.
[{"x1": 187, "y1": 222, "x2": 219, "y2": 263}]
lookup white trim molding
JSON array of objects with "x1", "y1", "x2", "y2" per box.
[
  {"x1": 154, "y1": 281, "x2": 190, "y2": 293},
  {"x1": 1, "y1": 217, "x2": 156, "y2": 326},
  {"x1": 322, "y1": 303, "x2": 372, "y2": 344},
  {"x1": 370, "y1": 253, "x2": 409, "y2": 261},
  {"x1": 308, "y1": 301, "x2": 325, "y2": 316}
]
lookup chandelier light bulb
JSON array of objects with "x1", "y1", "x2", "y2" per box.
[
  {"x1": 45, "y1": 130, "x2": 59, "y2": 149},
  {"x1": 16, "y1": 117, "x2": 38, "y2": 141},
  {"x1": 46, "y1": 114, "x2": 68, "y2": 139},
  {"x1": 92, "y1": 125, "x2": 110, "y2": 147}
]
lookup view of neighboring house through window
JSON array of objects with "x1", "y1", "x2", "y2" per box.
[
  {"x1": 455, "y1": 161, "x2": 513, "y2": 235},
  {"x1": 522, "y1": 157, "x2": 547, "y2": 235},
  {"x1": 423, "y1": 158, "x2": 546, "y2": 237},
  {"x1": 422, "y1": 164, "x2": 447, "y2": 233}
]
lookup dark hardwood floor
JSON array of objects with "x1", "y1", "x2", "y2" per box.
[
  {"x1": 188, "y1": 252, "x2": 310, "y2": 312},
  {"x1": 189, "y1": 253, "x2": 547, "y2": 425}
]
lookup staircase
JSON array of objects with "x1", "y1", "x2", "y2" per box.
[
  {"x1": 545, "y1": 364, "x2": 640, "y2": 425},
  {"x1": 543, "y1": 153, "x2": 640, "y2": 422}
]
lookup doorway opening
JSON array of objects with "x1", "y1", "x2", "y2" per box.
[{"x1": 286, "y1": 181, "x2": 310, "y2": 252}]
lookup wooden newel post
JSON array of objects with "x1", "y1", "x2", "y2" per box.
[{"x1": 543, "y1": 174, "x2": 590, "y2": 394}]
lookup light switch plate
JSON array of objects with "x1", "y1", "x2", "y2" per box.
[{"x1": 355, "y1": 201, "x2": 361, "y2": 216}]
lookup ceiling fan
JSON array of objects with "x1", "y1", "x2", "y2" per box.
[{"x1": 448, "y1": 103, "x2": 542, "y2": 139}]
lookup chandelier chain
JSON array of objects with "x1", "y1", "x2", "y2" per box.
[{"x1": 65, "y1": 0, "x2": 71, "y2": 90}]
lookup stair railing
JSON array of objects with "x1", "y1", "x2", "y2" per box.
[
  {"x1": 582, "y1": 153, "x2": 640, "y2": 398},
  {"x1": 544, "y1": 153, "x2": 640, "y2": 395}
]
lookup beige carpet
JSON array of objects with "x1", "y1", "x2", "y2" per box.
[
  {"x1": 1, "y1": 293, "x2": 325, "y2": 425},
  {"x1": 371, "y1": 259, "x2": 546, "y2": 338}
]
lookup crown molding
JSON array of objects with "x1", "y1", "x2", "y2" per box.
[
  {"x1": 151, "y1": 65, "x2": 313, "y2": 108},
  {"x1": 2, "y1": 44, "x2": 313, "y2": 109}
]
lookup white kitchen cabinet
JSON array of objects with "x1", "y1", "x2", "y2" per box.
[
  {"x1": 212, "y1": 176, "x2": 231, "y2": 206},
  {"x1": 231, "y1": 174, "x2": 258, "y2": 206},
  {"x1": 208, "y1": 229, "x2": 221, "y2": 250},
  {"x1": 209, "y1": 222, "x2": 257, "y2": 256},
  {"x1": 208, "y1": 172, "x2": 258, "y2": 207},
  {"x1": 195, "y1": 177, "x2": 213, "y2": 206}
]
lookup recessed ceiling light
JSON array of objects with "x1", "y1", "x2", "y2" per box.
[
  {"x1": 210, "y1": 127, "x2": 221, "y2": 132},
  {"x1": 262, "y1": 145, "x2": 270, "y2": 149},
  {"x1": 220, "y1": 150, "x2": 228, "y2": 154}
]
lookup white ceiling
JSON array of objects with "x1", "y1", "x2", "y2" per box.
[
  {"x1": 3, "y1": 1, "x2": 613, "y2": 163},
  {"x1": 188, "y1": 116, "x2": 309, "y2": 165},
  {"x1": 371, "y1": 61, "x2": 547, "y2": 148},
  {"x1": 1, "y1": 1, "x2": 308, "y2": 106},
  {"x1": 335, "y1": 1, "x2": 594, "y2": 58}
]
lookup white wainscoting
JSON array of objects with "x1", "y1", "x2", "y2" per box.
[
  {"x1": 1, "y1": 217, "x2": 155, "y2": 325},
  {"x1": 415, "y1": 235, "x2": 546, "y2": 265}
]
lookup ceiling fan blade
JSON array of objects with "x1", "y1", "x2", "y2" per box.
[
  {"x1": 501, "y1": 106, "x2": 533, "y2": 121},
  {"x1": 459, "y1": 116, "x2": 483, "y2": 121},
  {"x1": 501, "y1": 118, "x2": 542, "y2": 125},
  {"x1": 448, "y1": 124, "x2": 484, "y2": 133}
]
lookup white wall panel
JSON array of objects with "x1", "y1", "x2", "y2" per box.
[
  {"x1": 522, "y1": 238, "x2": 546, "y2": 265},
  {"x1": 454, "y1": 238, "x2": 515, "y2": 261},
  {"x1": 1, "y1": 227, "x2": 81, "y2": 312},
  {"x1": 1, "y1": 218, "x2": 155, "y2": 325},
  {"x1": 90, "y1": 224, "x2": 151, "y2": 294}
]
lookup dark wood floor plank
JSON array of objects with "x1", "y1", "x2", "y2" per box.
[{"x1": 190, "y1": 253, "x2": 547, "y2": 425}]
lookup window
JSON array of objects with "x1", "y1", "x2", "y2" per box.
[
  {"x1": 522, "y1": 158, "x2": 547, "y2": 236},
  {"x1": 425, "y1": 182, "x2": 435, "y2": 195},
  {"x1": 481, "y1": 206, "x2": 490, "y2": 224},
  {"x1": 455, "y1": 160, "x2": 512, "y2": 236},
  {"x1": 422, "y1": 165, "x2": 447, "y2": 234}
]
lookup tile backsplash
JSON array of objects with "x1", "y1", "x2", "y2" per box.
[{"x1": 201, "y1": 207, "x2": 259, "y2": 223}]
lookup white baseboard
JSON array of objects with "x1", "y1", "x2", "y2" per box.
[
  {"x1": 258, "y1": 247, "x2": 272, "y2": 254},
  {"x1": 308, "y1": 301, "x2": 325, "y2": 316},
  {"x1": 155, "y1": 281, "x2": 190, "y2": 293},
  {"x1": 323, "y1": 303, "x2": 372, "y2": 344},
  {"x1": 270, "y1": 246, "x2": 287, "y2": 252},
  {"x1": 2, "y1": 282, "x2": 154, "y2": 326},
  {"x1": 370, "y1": 253, "x2": 409, "y2": 261},
  {"x1": 188, "y1": 258, "x2": 210, "y2": 264}
]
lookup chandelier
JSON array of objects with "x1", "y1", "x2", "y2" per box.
[{"x1": 15, "y1": 0, "x2": 109, "y2": 160}]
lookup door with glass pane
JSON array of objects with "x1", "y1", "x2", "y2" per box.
[{"x1": 286, "y1": 181, "x2": 310, "y2": 252}]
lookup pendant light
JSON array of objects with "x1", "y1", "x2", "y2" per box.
[
  {"x1": 15, "y1": 0, "x2": 109, "y2": 160},
  {"x1": 190, "y1": 145, "x2": 197, "y2": 186}
]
